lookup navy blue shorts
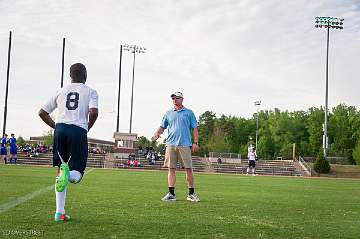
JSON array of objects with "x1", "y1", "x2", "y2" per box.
[
  {"x1": 248, "y1": 160, "x2": 256, "y2": 167},
  {"x1": 53, "y1": 123, "x2": 88, "y2": 175},
  {"x1": 0, "y1": 147, "x2": 6, "y2": 155},
  {"x1": 10, "y1": 147, "x2": 17, "y2": 155}
]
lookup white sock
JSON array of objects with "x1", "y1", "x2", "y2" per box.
[
  {"x1": 69, "y1": 170, "x2": 82, "y2": 184},
  {"x1": 246, "y1": 168, "x2": 249, "y2": 173},
  {"x1": 252, "y1": 168, "x2": 255, "y2": 174},
  {"x1": 55, "y1": 185, "x2": 67, "y2": 214}
]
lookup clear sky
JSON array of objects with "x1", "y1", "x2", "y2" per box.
[{"x1": 0, "y1": 0, "x2": 359, "y2": 141}]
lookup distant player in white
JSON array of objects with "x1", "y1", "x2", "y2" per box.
[
  {"x1": 247, "y1": 147, "x2": 257, "y2": 176},
  {"x1": 39, "y1": 63, "x2": 98, "y2": 222}
]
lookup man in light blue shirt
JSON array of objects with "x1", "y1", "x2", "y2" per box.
[{"x1": 152, "y1": 92, "x2": 200, "y2": 202}]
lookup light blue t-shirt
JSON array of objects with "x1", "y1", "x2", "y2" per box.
[{"x1": 160, "y1": 107, "x2": 197, "y2": 147}]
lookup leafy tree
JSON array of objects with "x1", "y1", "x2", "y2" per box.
[
  {"x1": 306, "y1": 107, "x2": 324, "y2": 156},
  {"x1": 290, "y1": 111, "x2": 309, "y2": 155},
  {"x1": 329, "y1": 104, "x2": 356, "y2": 157},
  {"x1": 198, "y1": 111, "x2": 216, "y2": 143},
  {"x1": 137, "y1": 136, "x2": 151, "y2": 149},
  {"x1": 197, "y1": 111, "x2": 217, "y2": 155},
  {"x1": 137, "y1": 136, "x2": 165, "y2": 154},
  {"x1": 17, "y1": 136, "x2": 26, "y2": 147},
  {"x1": 207, "y1": 127, "x2": 230, "y2": 153},
  {"x1": 43, "y1": 130, "x2": 53, "y2": 147},
  {"x1": 257, "y1": 130, "x2": 274, "y2": 160},
  {"x1": 352, "y1": 140, "x2": 360, "y2": 166},
  {"x1": 217, "y1": 115, "x2": 237, "y2": 153}
]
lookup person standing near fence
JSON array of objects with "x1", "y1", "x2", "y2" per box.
[
  {"x1": 246, "y1": 147, "x2": 257, "y2": 176},
  {"x1": 152, "y1": 91, "x2": 200, "y2": 202}
]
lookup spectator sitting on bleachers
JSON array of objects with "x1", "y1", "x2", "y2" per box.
[
  {"x1": 128, "y1": 154, "x2": 136, "y2": 167},
  {"x1": 146, "y1": 152, "x2": 151, "y2": 162},
  {"x1": 18, "y1": 144, "x2": 49, "y2": 157},
  {"x1": 89, "y1": 148, "x2": 101, "y2": 154},
  {"x1": 146, "y1": 152, "x2": 155, "y2": 165},
  {"x1": 28, "y1": 148, "x2": 39, "y2": 158}
]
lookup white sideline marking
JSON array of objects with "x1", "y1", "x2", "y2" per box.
[
  {"x1": 87, "y1": 168, "x2": 95, "y2": 173},
  {"x1": 0, "y1": 185, "x2": 53, "y2": 214},
  {"x1": 0, "y1": 168, "x2": 95, "y2": 214}
]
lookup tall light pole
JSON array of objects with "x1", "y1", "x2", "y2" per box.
[
  {"x1": 3, "y1": 31, "x2": 12, "y2": 136},
  {"x1": 116, "y1": 44, "x2": 132, "y2": 132},
  {"x1": 116, "y1": 44, "x2": 123, "y2": 133},
  {"x1": 315, "y1": 16, "x2": 344, "y2": 160},
  {"x1": 127, "y1": 45, "x2": 146, "y2": 134},
  {"x1": 254, "y1": 100, "x2": 261, "y2": 151},
  {"x1": 60, "y1": 38, "x2": 65, "y2": 88}
]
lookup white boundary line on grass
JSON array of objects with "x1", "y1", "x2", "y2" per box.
[
  {"x1": 0, "y1": 185, "x2": 54, "y2": 214},
  {"x1": 0, "y1": 168, "x2": 96, "y2": 214}
]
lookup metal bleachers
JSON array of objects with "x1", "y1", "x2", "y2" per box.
[
  {"x1": 13, "y1": 152, "x2": 304, "y2": 176},
  {"x1": 15, "y1": 152, "x2": 105, "y2": 168}
]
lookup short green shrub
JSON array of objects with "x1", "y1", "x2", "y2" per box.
[
  {"x1": 353, "y1": 140, "x2": 360, "y2": 166},
  {"x1": 314, "y1": 150, "x2": 331, "y2": 174}
]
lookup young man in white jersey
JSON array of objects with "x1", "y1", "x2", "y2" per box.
[
  {"x1": 247, "y1": 147, "x2": 257, "y2": 176},
  {"x1": 39, "y1": 63, "x2": 98, "y2": 222}
]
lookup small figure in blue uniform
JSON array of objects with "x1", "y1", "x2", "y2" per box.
[
  {"x1": 1, "y1": 134, "x2": 8, "y2": 164},
  {"x1": 8, "y1": 133, "x2": 17, "y2": 164}
]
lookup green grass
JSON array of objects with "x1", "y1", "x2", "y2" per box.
[{"x1": 0, "y1": 165, "x2": 359, "y2": 239}]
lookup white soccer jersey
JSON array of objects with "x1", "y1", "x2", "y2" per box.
[
  {"x1": 42, "y1": 83, "x2": 98, "y2": 131},
  {"x1": 248, "y1": 151, "x2": 257, "y2": 161}
]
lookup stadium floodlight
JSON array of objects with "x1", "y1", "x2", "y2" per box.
[
  {"x1": 315, "y1": 16, "x2": 344, "y2": 161},
  {"x1": 126, "y1": 44, "x2": 146, "y2": 134},
  {"x1": 254, "y1": 100, "x2": 261, "y2": 151}
]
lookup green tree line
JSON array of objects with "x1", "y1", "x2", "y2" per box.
[{"x1": 195, "y1": 104, "x2": 360, "y2": 164}]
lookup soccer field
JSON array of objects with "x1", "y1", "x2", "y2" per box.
[{"x1": 0, "y1": 165, "x2": 359, "y2": 239}]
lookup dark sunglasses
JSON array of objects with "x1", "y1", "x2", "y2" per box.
[{"x1": 172, "y1": 97, "x2": 182, "y2": 100}]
